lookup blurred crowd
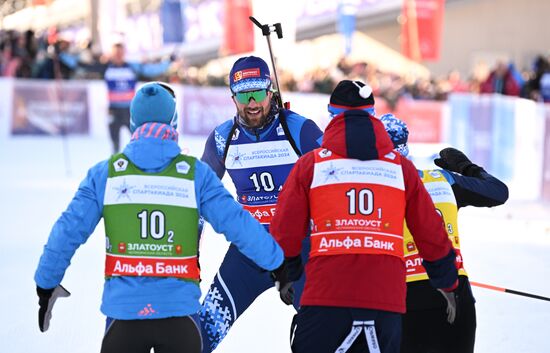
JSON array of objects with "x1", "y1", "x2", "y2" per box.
[{"x1": 2, "y1": 28, "x2": 550, "y2": 106}]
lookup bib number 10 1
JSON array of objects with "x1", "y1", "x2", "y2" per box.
[{"x1": 346, "y1": 188, "x2": 381, "y2": 217}]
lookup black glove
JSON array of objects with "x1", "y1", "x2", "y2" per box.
[
  {"x1": 434, "y1": 147, "x2": 483, "y2": 177},
  {"x1": 37, "y1": 285, "x2": 71, "y2": 332},
  {"x1": 271, "y1": 261, "x2": 294, "y2": 305},
  {"x1": 437, "y1": 288, "x2": 459, "y2": 324},
  {"x1": 285, "y1": 255, "x2": 304, "y2": 282}
]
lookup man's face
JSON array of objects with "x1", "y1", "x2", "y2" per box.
[
  {"x1": 232, "y1": 89, "x2": 273, "y2": 128},
  {"x1": 111, "y1": 44, "x2": 125, "y2": 64}
]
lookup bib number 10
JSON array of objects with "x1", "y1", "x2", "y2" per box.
[
  {"x1": 137, "y1": 210, "x2": 174, "y2": 242},
  {"x1": 346, "y1": 188, "x2": 375, "y2": 215},
  {"x1": 249, "y1": 172, "x2": 275, "y2": 192}
]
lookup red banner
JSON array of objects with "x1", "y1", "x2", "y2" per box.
[
  {"x1": 376, "y1": 98, "x2": 444, "y2": 143},
  {"x1": 221, "y1": 0, "x2": 254, "y2": 55},
  {"x1": 401, "y1": 0, "x2": 445, "y2": 61}
]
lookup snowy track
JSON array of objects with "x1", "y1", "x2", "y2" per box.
[{"x1": 1, "y1": 136, "x2": 549, "y2": 353}]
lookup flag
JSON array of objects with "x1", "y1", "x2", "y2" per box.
[
  {"x1": 338, "y1": 0, "x2": 359, "y2": 56},
  {"x1": 161, "y1": 0, "x2": 185, "y2": 44},
  {"x1": 221, "y1": 0, "x2": 254, "y2": 55},
  {"x1": 401, "y1": 0, "x2": 445, "y2": 61}
]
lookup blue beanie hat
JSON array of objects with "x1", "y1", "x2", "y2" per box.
[
  {"x1": 229, "y1": 56, "x2": 271, "y2": 93},
  {"x1": 130, "y1": 82, "x2": 178, "y2": 132},
  {"x1": 380, "y1": 113, "x2": 409, "y2": 157}
]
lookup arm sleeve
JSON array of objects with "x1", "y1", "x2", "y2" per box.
[
  {"x1": 34, "y1": 161, "x2": 107, "y2": 289},
  {"x1": 402, "y1": 158, "x2": 457, "y2": 289},
  {"x1": 270, "y1": 152, "x2": 314, "y2": 257},
  {"x1": 58, "y1": 53, "x2": 79, "y2": 70},
  {"x1": 130, "y1": 61, "x2": 171, "y2": 78},
  {"x1": 441, "y1": 169, "x2": 509, "y2": 208},
  {"x1": 201, "y1": 131, "x2": 226, "y2": 180},
  {"x1": 195, "y1": 161, "x2": 283, "y2": 271},
  {"x1": 299, "y1": 119, "x2": 324, "y2": 154}
]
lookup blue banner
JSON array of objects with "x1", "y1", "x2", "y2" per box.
[
  {"x1": 161, "y1": 0, "x2": 185, "y2": 44},
  {"x1": 448, "y1": 94, "x2": 515, "y2": 181},
  {"x1": 490, "y1": 96, "x2": 515, "y2": 181},
  {"x1": 337, "y1": 0, "x2": 358, "y2": 55}
]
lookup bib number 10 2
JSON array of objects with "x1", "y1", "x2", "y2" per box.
[
  {"x1": 137, "y1": 210, "x2": 174, "y2": 242},
  {"x1": 346, "y1": 188, "x2": 380, "y2": 217}
]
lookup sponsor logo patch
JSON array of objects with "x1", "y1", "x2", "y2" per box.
[
  {"x1": 234, "y1": 68, "x2": 260, "y2": 82},
  {"x1": 114, "y1": 158, "x2": 128, "y2": 172},
  {"x1": 319, "y1": 149, "x2": 332, "y2": 158},
  {"x1": 232, "y1": 129, "x2": 240, "y2": 140},
  {"x1": 176, "y1": 161, "x2": 190, "y2": 174}
]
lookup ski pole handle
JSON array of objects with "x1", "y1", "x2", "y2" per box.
[{"x1": 249, "y1": 16, "x2": 286, "y2": 109}]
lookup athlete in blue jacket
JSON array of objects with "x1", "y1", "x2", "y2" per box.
[
  {"x1": 63, "y1": 42, "x2": 173, "y2": 152},
  {"x1": 34, "y1": 82, "x2": 289, "y2": 353},
  {"x1": 199, "y1": 56, "x2": 323, "y2": 352}
]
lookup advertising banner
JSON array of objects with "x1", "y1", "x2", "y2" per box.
[
  {"x1": 490, "y1": 95, "x2": 515, "y2": 181},
  {"x1": 296, "y1": 0, "x2": 400, "y2": 24},
  {"x1": 161, "y1": 0, "x2": 185, "y2": 44},
  {"x1": 183, "y1": 0, "x2": 223, "y2": 44},
  {"x1": 180, "y1": 86, "x2": 234, "y2": 135},
  {"x1": 542, "y1": 106, "x2": 550, "y2": 201},
  {"x1": 11, "y1": 80, "x2": 89, "y2": 135},
  {"x1": 448, "y1": 94, "x2": 515, "y2": 181},
  {"x1": 466, "y1": 95, "x2": 493, "y2": 171},
  {"x1": 401, "y1": 0, "x2": 445, "y2": 61},
  {"x1": 376, "y1": 98, "x2": 444, "y2": 143},
  {"x1": 222, "y1": 0, "x2": 254, "y2": 55},
  {"x1": 178, "y1": 86, "x2": 445, "y2": 144}
]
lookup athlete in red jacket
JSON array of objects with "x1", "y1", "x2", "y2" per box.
[{"x1": 270, "y1": 80, "x2": 459, "y2": 353}]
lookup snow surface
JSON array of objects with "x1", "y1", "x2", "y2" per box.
[{"x1": 1, "y1": 135, "x2": 549, "y2": 353}]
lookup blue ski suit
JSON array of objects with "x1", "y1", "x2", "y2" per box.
[{"x1": 199, "y1": 108, "x2": 323, "y2": 352}]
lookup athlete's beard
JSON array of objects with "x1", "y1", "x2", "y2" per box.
[{"x1": 236, "y1": 104, "x2": 271, "y2": 129}]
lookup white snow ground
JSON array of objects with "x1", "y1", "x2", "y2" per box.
[{"x1": 1, "y1": 135, "x2": 549, "y2": 353}]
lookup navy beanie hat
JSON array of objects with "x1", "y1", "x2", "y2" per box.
[
  {"x1": 130, "y1": 82, "x2": 178, "y2": 132},
  {"x1": 328, "y1": 80, "x2": 376, "y2": 117},
  {"x1": 229, "y1": 56, "x2": 271, "y2": 93},
  {"x1": 380, "y1": 113, "x2": 410, "y2": 157}
]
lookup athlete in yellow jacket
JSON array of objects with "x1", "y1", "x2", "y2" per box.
[{"x1": 381, "y1": 113, "x2": 509, "y2": 353}]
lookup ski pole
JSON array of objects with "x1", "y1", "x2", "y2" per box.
[
  {"x1": 470, "y1": 281, "x2": 550, "y2": 302},
  {"x1": 249, "y1": 16, "x2": 288, "y2": 109},
  {"x1": 52, "y1": 41, "x2": 71, "y2": 176}
]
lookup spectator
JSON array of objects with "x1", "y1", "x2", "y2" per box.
[
  {"x1": 76, "y1": 42, "x2": 174, "y2": 152},
  {"x1": 33, "y1": 36, "x2": 76, "y2": 80},
  {"x1": 479, "y1": 61, "x2": 523, "y2": 96},
  {"x1": 523, "y1": 55, "x2": 550, "y2": 102}
]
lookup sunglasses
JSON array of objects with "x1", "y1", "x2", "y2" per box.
[{"x1": 234, "y1": 90, "x2": 268, "y2": 104}]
